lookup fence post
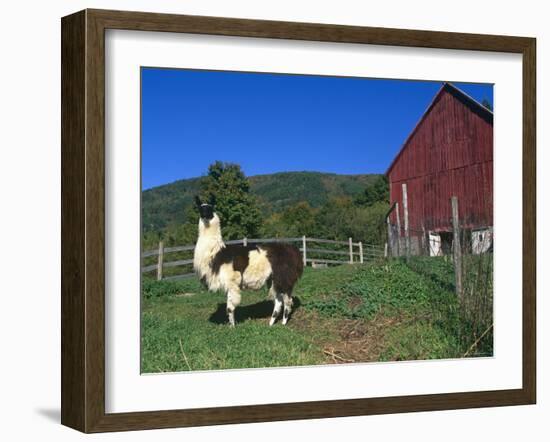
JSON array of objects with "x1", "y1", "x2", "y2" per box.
[
  {"x1": 243, "y1": 237, "x2": 247, "y2": 246},
  {"x1": 302, "y1": 235, "x2": 307, "y2": 267},
  {"x1": 451, "y1": 196, "x2": 463, "y2": 300},
  {"x1": 386, "y1": 216, "x2": 393, "y2": 257},
  {"x1": 402, "y1": 183, "x2": 410, "y2": 260},
  {"x1": 359, "y1": 242, "x2": 364, "y2": 263},
  {"x1": 348, "y1": 238, "x2": 353, "y2": 264},
  {"x1": 157, "y1": 241, "x2": 164, "y2": 281},
  {"x1": 396, "y1": 202, "x2": 401, "y2": 257},
  {"x1": 420, "y1": 223, "x2": 430, "y2": 256}
]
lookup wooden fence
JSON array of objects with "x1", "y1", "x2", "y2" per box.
[{"x1": 142, "y1": 236, "x2": 384, "y2": 281}]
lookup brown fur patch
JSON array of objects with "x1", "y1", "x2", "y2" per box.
[
  {"x1": 210, "y1": 244, "x2": 259, "y2": 275},
  {"x1": 260, "y1": 243, "x2": 303, "y2": 294}
]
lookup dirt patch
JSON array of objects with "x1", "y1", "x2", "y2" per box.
[
  {"x1": 321, "y1": 313, "x2": 406, "y2": 364},
  {"x1": 175, "y1": 292, "x2": 196, "y2": 298},
  {"x1": 286, "y1": 309, "x2": 328, "y2": 335},
  {"x1": 346, "y1": 295, "x2": 363, "y2": 310},
  {"x1": 287, "y1": 307, "x2": 407, "y2": 364}
]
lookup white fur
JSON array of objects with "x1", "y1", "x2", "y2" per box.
[
  {"x1": 282, "y1": 294, "x2": 293, "y2": 325},
  {"x1": 270, "y1": 293, "x2": 284, "y2": 326},
  {"x1": 193, "y1": 214, "x2": 224, "y2": 291},
  {"x1": 242, "y1": 248, "x2": 272, "y2": 290}
]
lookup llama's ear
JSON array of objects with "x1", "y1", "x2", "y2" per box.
[{"x1": 194, "y1": 195, "x2": 202, "y2": 208}]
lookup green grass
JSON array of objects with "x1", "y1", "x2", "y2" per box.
[
  {"x1": 141, "y1": 256, "x2": 493, "y2": 373},
  {"x1": 141, "y1": 284, "x2": 332, "y2": 372}
]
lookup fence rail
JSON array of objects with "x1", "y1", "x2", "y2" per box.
[{"x1": 142, "y1": 236, "x2": 384, "y2": 281}]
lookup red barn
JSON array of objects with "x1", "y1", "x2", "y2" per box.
[{"x1": 385, "y1": 82, "x2": 493, "y2": 255}]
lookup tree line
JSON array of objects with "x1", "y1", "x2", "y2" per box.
[{"x1": 142, "y1": 161, "x2": 389, "y2": 250}]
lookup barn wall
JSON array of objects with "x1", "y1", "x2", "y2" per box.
[{"x1": 387, "y1": 87, "x2": 493, "y2": 233}]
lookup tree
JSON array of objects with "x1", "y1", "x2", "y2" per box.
[
  {"x1": 162, "y1": 204, "x2": 200, "y2": 245},
  {"x1": 347, "y1": 201, "x2": 389, "y2": 245},
  {"x1": 280, "y1": 202, "x2": 316, "y2": 236},
  {"x1": 314, "y1": 197, "x2": 354, "y2": 240},
  {"x1": 200, "y1": 161, "x2": 262, "y2": 239},
  {"x1": 355, "y1": 175, "x2": 389, "y2": 207},
  {"x1": 261, "y1": 201, "x2": 317, "y2": 237}
]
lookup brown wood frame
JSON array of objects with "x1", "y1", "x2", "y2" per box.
[{"x1": 61, "y1": 8, "x2": 536, "y2": 433}]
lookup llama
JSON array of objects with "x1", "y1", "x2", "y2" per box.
[{"x1": 193, "y1": 196, "x2": 303, "y2": 326}]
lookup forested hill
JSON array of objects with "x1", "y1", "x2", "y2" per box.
[
  {"x1": 142, "y1": 171, "x2": 380, "y2": 232},
  {"x1": 249, "y1": 172, "x2": 378, "y2": 213}
]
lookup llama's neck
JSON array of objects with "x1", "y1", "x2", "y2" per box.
[{"x1": 193, "y1": 214, "x2": 224, "y2": 277}]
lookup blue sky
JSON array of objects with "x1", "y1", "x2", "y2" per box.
[{"x1": 141, "y1": 68, "x2": 493, "y2": 190}]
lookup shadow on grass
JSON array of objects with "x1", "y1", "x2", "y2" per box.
[{"x1": 208, "y1": 296, "x2": 302, "y2": 325}]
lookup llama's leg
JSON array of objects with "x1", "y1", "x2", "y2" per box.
[
  {"x1": 282, "y1": 293, "x2": 294, "y2": 325},
  {"x1": 269, "y1": 292, "x2": 284, "y2": 326},
  {"x1": 226, "y1": 289, "x2": 241, "y2": 327}
]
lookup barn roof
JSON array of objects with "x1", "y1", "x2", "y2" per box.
[{"x1": 385, "y1": 82, "x2": 493, "y2": 176}]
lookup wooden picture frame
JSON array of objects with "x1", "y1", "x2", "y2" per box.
[{"x1": 61, "y1": 8, "x2": 536, "y2": 433}]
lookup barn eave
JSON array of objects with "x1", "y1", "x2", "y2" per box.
[{"x1": 385, "y1": 82, "x2": 493, "y2": 177}]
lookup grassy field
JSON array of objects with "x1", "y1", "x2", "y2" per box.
[{"x1": 141, "y1": 256, "x2": 492, "y2": 373}]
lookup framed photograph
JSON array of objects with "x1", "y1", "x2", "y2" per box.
[{"x1": 61, "y1": 9, "x2": 536, "y2": 433}]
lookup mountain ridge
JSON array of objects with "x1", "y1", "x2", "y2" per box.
[{"x1": 142, "y1": 170, "x2": 381, "y2": 232}]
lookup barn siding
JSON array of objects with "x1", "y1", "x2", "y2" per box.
[{"x1": 387, "y1": 84, "x2": 493, "y2": 233}]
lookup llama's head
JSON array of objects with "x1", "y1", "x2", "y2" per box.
[{"x1": 195, "y1": 195, "x2": 217, "y2": 226}]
